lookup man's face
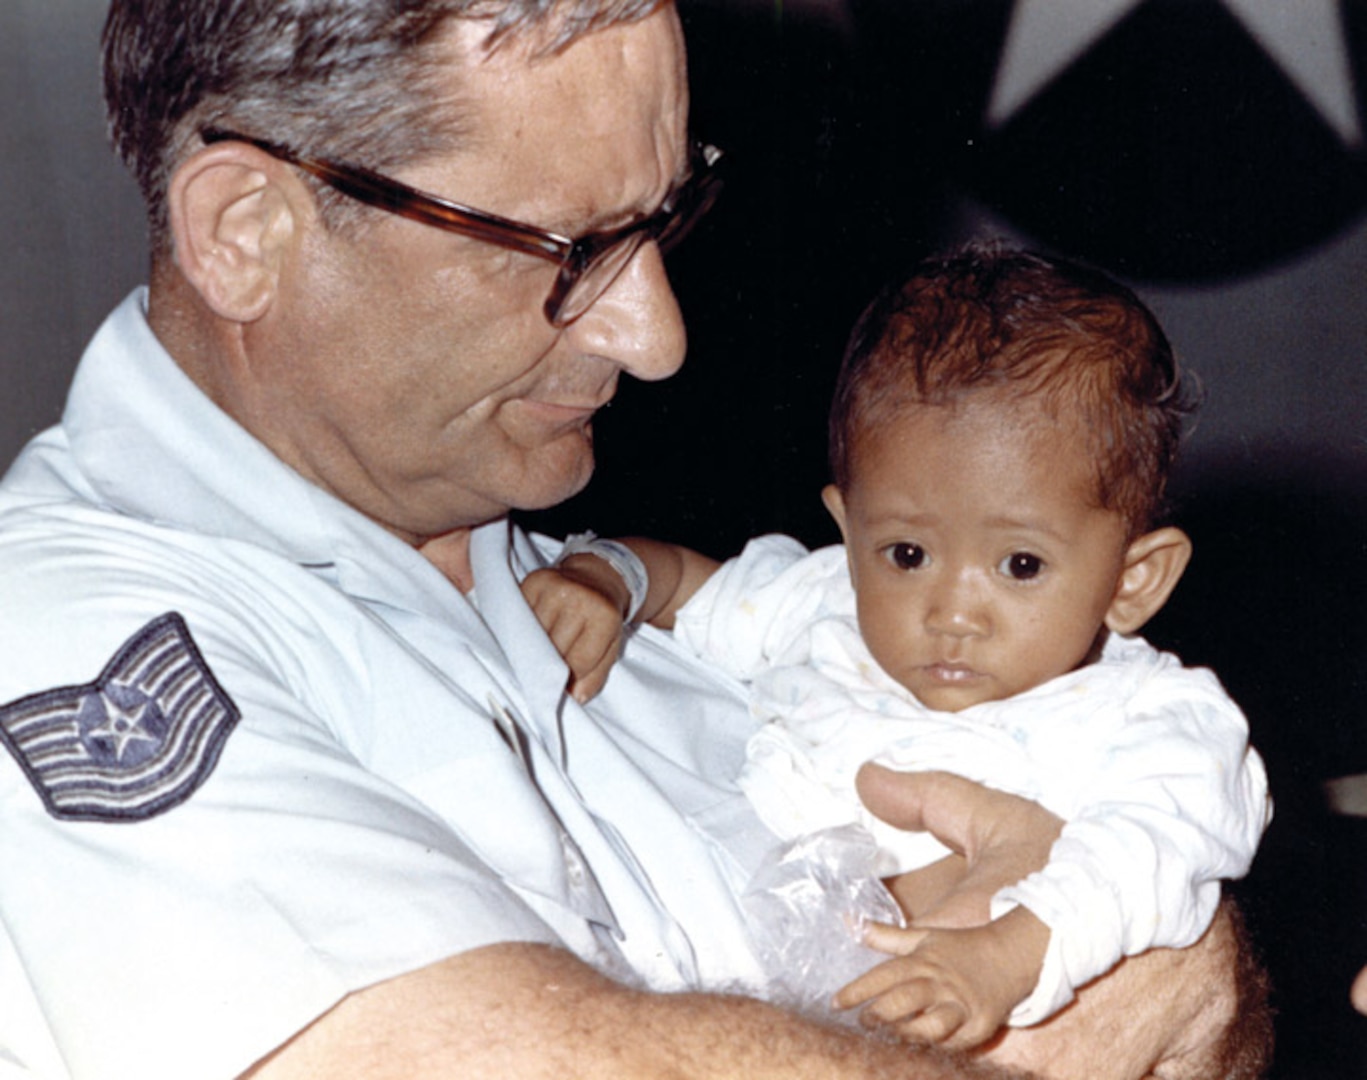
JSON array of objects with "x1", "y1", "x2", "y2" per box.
[
  {"x1": 237, "y1": 7, "x2": 690, "y2": 541},
  {"x1": 824, "y1": 394, "x2": 1132, "y2": 713}
]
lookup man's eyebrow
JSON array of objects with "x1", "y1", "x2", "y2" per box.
[
  {"x1": 549, "y1": 191, "x2": 649, "y2": 237},
  {"x1": 567, "y1": 144, "x2": 693, "y2": 233}
]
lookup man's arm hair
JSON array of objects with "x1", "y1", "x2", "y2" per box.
[
  {"x1": 1212, "y1": 899, "x2": 1274, "y2": 1080},
  {"x1": 240, "y1": 903, "x2": 1267, "y2": 1080},
  {"x1": 241, "y1": 941, "x2": 1026, "y2": 1080}
]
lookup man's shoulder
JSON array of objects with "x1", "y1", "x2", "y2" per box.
[
  {"x1": 0, "y1": 496, "x2": 267, "y2": 597},
  {"x1": 0, "y1": 497, "x2": 350, "y2": 700}
]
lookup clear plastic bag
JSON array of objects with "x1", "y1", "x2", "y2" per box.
[{"x1": 741, "y1": 824, "x2": 906, "y2": 1016}]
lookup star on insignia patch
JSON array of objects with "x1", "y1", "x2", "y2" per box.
[{"x1": 0, "y1": 612, "x2": 240, "y2": 822}]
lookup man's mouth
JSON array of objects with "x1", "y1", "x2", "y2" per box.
[{"x1": 517, "y1": 397, "x2": 605, "y2": 427}]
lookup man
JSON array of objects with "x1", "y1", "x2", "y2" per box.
[{"x1": 0, "y1": 2, "x2": 1264, "y2": 1077}]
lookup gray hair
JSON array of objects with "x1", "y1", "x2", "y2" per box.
[{"x1": 102, "y1": 0, "x2": 667, "y2": 252}]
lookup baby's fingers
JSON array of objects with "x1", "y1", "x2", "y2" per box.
[
  {"x1": 889, "y1": 1001, "x2": 970, "y2": 1046},
  {"x1": 568, "y1": 639, "x2": 622, "y2": 703},
  {"x1": 851, "y1": 975, "x2": 965, "y2": 1039},
  {"x1": 556, "y1": 622, "x2": 622, "y2": 700},
  {"x1": 834, "y1": 947, "x2": 928, "y2": 1010},
  {"x1": 861, "y1": 922, "x2": 930, "y2": 957},
  {"x1": 869, "y1": 981, "x2": 1006, "y2": 1052}
]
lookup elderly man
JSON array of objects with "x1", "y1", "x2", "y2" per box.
[{"x1": 0, "y1": 2, "x2": 1265, "y2": 1078}]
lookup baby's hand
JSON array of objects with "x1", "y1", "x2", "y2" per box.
[
  {"x1": 834, "y1": 908, "x2": 1048, "y2": 1051},
  {"x1": 521, "y1": 561, "x2": 632, "y2": 703}
]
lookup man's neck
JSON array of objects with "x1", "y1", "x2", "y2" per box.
[{"x1": 417, "y1": 528, "x2": 476, "y2": 593}]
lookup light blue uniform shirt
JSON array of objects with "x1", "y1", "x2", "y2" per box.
[{"x1": 0, "y1": 291, "x2": 772, "y2": 1080}]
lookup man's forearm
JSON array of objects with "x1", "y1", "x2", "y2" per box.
[
  {"x1": 243, "y1": 941, "x2": 1029, "y2": 1080},
  {"x1": 244, "y1": 906, "x2": 1267, "y2": 1080}
]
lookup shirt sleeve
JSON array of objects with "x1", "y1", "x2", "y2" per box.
[
  {"x1": 994, "y1": 653, "x2": 1272, "y2": 1026},
  {"x1": 672, "y1": 535, "x2": 838, "y2": 680},
  {"x1": 0, "y1": 542, "x2": 558, "y2": 1080}
]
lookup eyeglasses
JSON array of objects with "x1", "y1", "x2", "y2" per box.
[{"x1": 200, "y1": 127, "x2": 724, "y2": 327}]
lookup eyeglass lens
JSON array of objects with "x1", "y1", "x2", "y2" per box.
[{"x1": 549, "y1": 163, "x2": 723, "y2": 326}]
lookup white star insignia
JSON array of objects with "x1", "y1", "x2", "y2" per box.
[
  {"x1": 988, "y1": 0, "x2": 1360, "y2": 146},
  {"x1": 89, "y1": 694, "x2": 158, "y2": 761}
]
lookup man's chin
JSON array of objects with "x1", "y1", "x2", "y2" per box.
[{"x1": 511, "y1": 455, "x2": 596, "y2": 513}]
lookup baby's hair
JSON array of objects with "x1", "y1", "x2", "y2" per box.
[{"x1": 828, "y1": 242, "x2": 1198, "y2": 534}]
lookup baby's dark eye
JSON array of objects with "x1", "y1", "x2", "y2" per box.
[
  {"x1": 1001, "y1": 552, "x2": 1044, "y2": 580},
  {"x1": 884, "y1": 543, "x2": 927, "y2": 571}
]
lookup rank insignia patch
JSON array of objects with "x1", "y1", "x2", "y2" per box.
[{"x1": 0, "y1": 612, "x2": 240, "y2": 822}]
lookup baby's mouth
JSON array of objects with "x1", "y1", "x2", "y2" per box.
[{"x1": 922, "y1": 661, "x2": 982, "y2": 684}]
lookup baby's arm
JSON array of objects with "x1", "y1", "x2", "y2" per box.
[
  {"x1": 993, "y1": 687, "x2": 1270, "y2": 1022},
  {"x1": 853, "y1": 670, "x2": 1269, "y2": 1033},
  {"x1": 521, "y1": 536, "x2": 720, "y2": 701}
]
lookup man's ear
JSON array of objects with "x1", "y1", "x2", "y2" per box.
[
  {"x1": 165, "y1": 142, "x2": 303, "y2": 323},
  {"x1": 1104, "y1": 526, "x2": 1193, "y2": 635}
]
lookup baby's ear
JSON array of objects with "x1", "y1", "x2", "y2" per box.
[
  {"x1": 821, "y1": 484, "x2": 849, "y2": 540},
  {"x1": 1104, "y1": 526, "x2": 1193, "y2": 635}
]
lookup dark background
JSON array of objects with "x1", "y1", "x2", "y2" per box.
[{"x1": 3, "y1": 1, "x2": 1365, "y2": 1075}]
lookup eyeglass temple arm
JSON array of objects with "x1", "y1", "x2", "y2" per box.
[{"x1": 200, "y1": 127, "x2": 571, "y2": 262}]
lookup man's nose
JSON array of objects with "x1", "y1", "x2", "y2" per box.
[
  {"x1": 924, "y1": 570, "x2": 990, "y2": 638},
  {"x1": 565, "y1": 241, "x2": 686, "y2": 381}
]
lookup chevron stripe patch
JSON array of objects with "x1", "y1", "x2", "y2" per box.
[{"x1": 0, "y1": 612, "x2": 240, "y2": 822}]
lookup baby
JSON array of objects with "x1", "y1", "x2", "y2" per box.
[{"x1": 521, "y1": 243, "x2": 1271, "y2": 1048}]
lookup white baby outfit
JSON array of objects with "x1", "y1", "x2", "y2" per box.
[{"x1": 674, "y1": 534, "x2": 1271, "y2": 1024}]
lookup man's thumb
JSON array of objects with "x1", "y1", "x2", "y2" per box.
[{"x1": 855, "y1": 765, "x2": 972, "y2": 854}]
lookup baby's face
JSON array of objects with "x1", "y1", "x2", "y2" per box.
[{"x1": 825, "y1": 396, "x2": 1131, "y2": 712}]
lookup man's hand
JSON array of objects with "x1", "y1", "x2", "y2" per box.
[
  {"x1": 520, "y1": 558, "x2": 631, "y2": 702},
  {"x1": 856, "y1": 765, "x2": 1062, "y2": 929},
  {"x1": 836, "y1": 909, "x2": 1049, "y2": 1051}
]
